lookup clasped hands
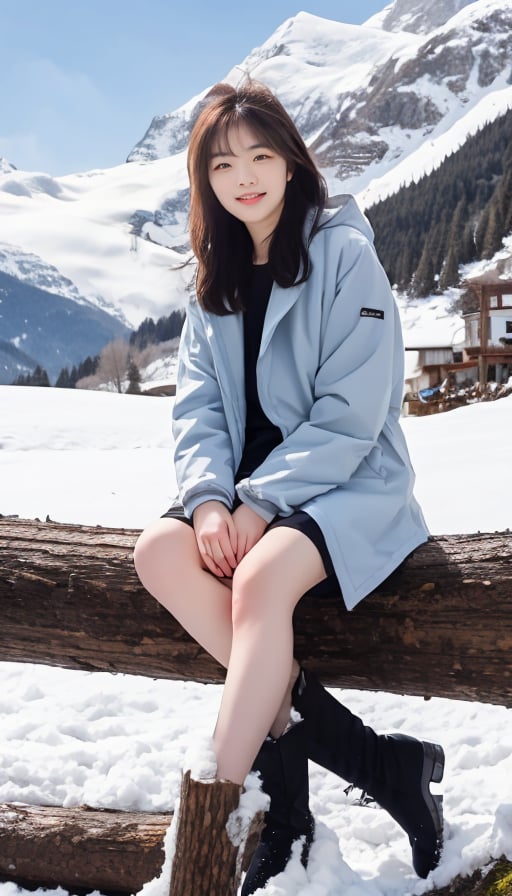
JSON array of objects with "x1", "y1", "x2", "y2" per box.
[{"x1": 192, "y1": 499, "x2": 269, "y2": 578}]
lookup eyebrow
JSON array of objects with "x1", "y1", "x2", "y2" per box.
[{"x1": 209, "y1": 143, "x2": 270, "y2": 160}]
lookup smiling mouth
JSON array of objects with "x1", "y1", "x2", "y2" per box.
[{"x1": 236, "y1": 193, "x2": 266, "y2": 204}]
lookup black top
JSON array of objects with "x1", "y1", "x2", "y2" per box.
[{"x1": 235, "y1": 263, "x2": 283, "y2": 482}]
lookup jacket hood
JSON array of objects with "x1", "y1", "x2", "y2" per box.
[{"x1": 317, "y1": 194, "x2": 374, "y2": 244}]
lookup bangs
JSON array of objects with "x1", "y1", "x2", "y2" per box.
[
  {"x1": 206, "y1": 109, "x2": 281, "y2": 161},
  {"x1": 187, "y1": 80, "x2": 328, "y2": 314}
]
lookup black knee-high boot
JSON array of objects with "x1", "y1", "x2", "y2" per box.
[
  {"x1": 292, "y1": 667, "x2": 444, "y2": 879},
  {"x1": 241, "y1": 721, "x2": 315, "y2": 895}
]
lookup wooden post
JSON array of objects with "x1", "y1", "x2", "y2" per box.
[
  {"x1": 169, "y1": 773, "x2": 264, "y2": 896},
  {"x1": 479, "y1": 285, "x2": 490, "y2": 387}
]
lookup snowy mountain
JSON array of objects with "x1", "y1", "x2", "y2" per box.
[
  {"x1": 0, "y1": 158, "x2": 16, "y2": 175},
  {"x1": 0, "y1": 242, "x2": 118, "y2": 308},
  {"x1": 365, "y1": 0, "x2": 477, "y2": 33},
  {"x1": 0, "y1": 270, "x2": 130, "y2": 384},
  {"x1": 0, "y1": 243, "x2": 131, "y2": 384},
  {"x1": 0, "y1": 0, "x2": 511, "y2": 375},
  {"x1": 128, "y1": 0, "x2": 512, "y2": 194},
  {"x1": 0, "y1": 154, "x2": 193, "y2": 333}
]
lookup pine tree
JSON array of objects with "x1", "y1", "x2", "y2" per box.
[
  {"x1": 126, "y1": 358, "x2": 141, "y2": 394},
  {"x1": 475, "y1": 206, "x2": 490, "y2": 257},
  {"x1": 13, "y1": 365, "x2": 50, "y2": 386},
  {"x1": 412, "y1": 233, "x2": 437, "y2": 297},
  {"x1": 31, "y1": 365, "x2": 50, "y2": 386},
  {"x1": 481, "y1": 204, "x2": 504, "y2": 259},
  {"x1": 499, "y1": 161, "x2": 512, "y2": 236},
  {"x1": 367, "y1": 106, "x2": 512, "y2": 292},
  {"x1": 77, "y1": 355, "x2": 99, "y2": 380},
  {"x1": 460, "y1": 221, "x2": 476, "y2": 266},
  {"x1": 55, "y1": 367, "x2": 72, "y2": 388},
  {"x1": 439, "y1": 244, "x2": 460, "y2": 291}
]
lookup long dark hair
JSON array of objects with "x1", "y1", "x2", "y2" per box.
[{"x1": 187, "y1": 82, "x2": 328, "y2": 315}]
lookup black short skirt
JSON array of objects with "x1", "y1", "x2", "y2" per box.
[{"x1": 161, "y1": 498, "x2": 341, "y2": 598}]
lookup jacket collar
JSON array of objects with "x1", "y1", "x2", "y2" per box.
[{"x1": 260, "y1": 278, "x2": 307, "y2": 356}]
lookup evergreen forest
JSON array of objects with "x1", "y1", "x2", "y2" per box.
[
  {"x1": 22, "y1": 308, "x2": 186, "y2": 388},
  {"x1": 366, "y1": 107, "x2": 512, "y2": 297}
]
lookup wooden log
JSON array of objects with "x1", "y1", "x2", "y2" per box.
[
  {"x1": 0, "y1": 518, "x2": 511, "y2": 705},
  {"x1": 2, "y1": 802, "x2": 510, "y2": 896},
  {"x1": 0, "y1": 802, "x2": 170, "y2": 893},
  {"x1": 169, "y1": 773, "x2": 263, "y2": 896},
  {"x1": 0, "y1": 799, "x2": 262, "y2": 894}
]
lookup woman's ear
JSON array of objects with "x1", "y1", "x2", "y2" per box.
[{"x1": 287, "y1": 169, "x2": 294, "y2": 182}]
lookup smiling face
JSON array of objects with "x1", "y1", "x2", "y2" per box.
[{"x1": 208, "y1": 122, "x2": 292, "y2": 262}]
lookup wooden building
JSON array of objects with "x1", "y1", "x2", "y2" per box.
[
  {"x1": 403, "y1": 316, "x2": 466, "y2": 397},
  {"x1": 462, "y1": 277, "x2": 512, "y2": 385}
]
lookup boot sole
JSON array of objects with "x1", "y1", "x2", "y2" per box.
[{"x1": 420, "y1": 741, "x2": 445, "y2": 839}]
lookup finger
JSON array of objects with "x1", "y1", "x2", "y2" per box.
[
  {"x1": 208, "y1": 539, "x2": 234, "y2": 578},
  {"x1": 197, "y1": 538, "x2": 222, "y2": 574},
  {"x1": 219, "y1": 530, "x2": 237, "y2": 570},
  {"x1": 201, "y1": 550, "x2": 227, "y2": 578}
]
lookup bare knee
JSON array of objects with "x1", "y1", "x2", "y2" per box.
[
  {"x1": 231, "y1": 562, "x2": 282, "y2": 629},
  {"x1": 133, "y1": 520, "x2": 163, "y2": 580},
  {"x1": 133, "y1": 519, "x2": 197, "y2": 595}
]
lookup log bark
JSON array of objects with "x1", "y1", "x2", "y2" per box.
[
  {"x1": 2, "y1": 802, "x2": 509, "y2": 896},
  {"x1": 0, "y1": 802, "x2": 170, "y2": 893},
  {"x1": 169, "y1": 773, "x2": 263, "y2": 896},
  {"x1": 0, "y1": 518, "x2": 511, "y2": 705}
]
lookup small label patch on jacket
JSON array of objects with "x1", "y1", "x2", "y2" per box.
[{"x1": 360, "y1": 307, "x2": 384, "y2": 320}]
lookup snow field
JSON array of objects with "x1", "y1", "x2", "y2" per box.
[{"x1": 0, "y1": 385, "x2": 511, "y2": 895}]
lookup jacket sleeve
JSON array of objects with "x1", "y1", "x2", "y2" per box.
[
  {"x1": 172, "y1": 301, "x2": 236, "y2": 517},
  {"x1": 236, "y1": 232, "x2": 399, "y2": 517}
]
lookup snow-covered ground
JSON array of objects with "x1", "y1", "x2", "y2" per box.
[{"x1": 1, "y1": 385, "x2": 511, "y2": 896}]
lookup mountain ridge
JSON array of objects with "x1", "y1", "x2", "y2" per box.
[
  {"x1": 365, "y1": 0, "x2": 477, "y2": 33},
  {"x1": 0, "y1": 269, "x2": 129, "y2": 384},
  {"x1": 0, "y1": 0, "x2": 511, "y2": 375},
  {"x1": 127, "y1": 0, "x2": 512, "y2": 198}
]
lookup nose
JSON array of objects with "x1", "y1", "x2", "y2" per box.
[{"x1": 238, "y1": 162, "x2": 256, "y2": 186}]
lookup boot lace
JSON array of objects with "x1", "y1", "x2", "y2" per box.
[{"x1": 344, "y1": 784, "x2": 377, "y2": 808}]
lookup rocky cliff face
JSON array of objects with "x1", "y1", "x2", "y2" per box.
[
  {"x1": 376, "y1": 0, "x2": 477, "y2": 34},
  {"x1": 311, "y1": 4, "x2": 512, "y2": 180}
]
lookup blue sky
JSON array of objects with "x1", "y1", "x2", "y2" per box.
[{"x1": 0, "y1": 0, "x2": 387, "y2": 176}]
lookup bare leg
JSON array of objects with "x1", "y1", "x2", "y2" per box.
[
  {"x1": 214, "y1": 527, "x2": 326, "y2": 785},
  {"x1": 134, "y1": 520, "x2": 325, "y2": 784},
  {"x1": 133, "y1": 518, "x2": 234, "y2": 667},
  {"x1": 134, "y1": 520, "x2": 300, "y2": 721}
]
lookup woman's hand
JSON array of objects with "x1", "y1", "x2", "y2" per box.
[
  {"x1": 193, "y1": 500, "x2": 238, "y2": 577},
  {"x1": 231, "y1": 502, "x2": 269, "y2": 564}
]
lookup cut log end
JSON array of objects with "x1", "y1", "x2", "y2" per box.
[{"x1": 169, "y1": 772, "x2": 264, "y2": 896}]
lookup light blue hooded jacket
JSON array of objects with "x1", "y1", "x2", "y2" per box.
[{"x1": 172, "y1": 196, "x2": 429, "y2": 610}]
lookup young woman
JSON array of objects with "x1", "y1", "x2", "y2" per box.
[{"x1": 134, "y1": 82, "x2": 445, "y2": 893}]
